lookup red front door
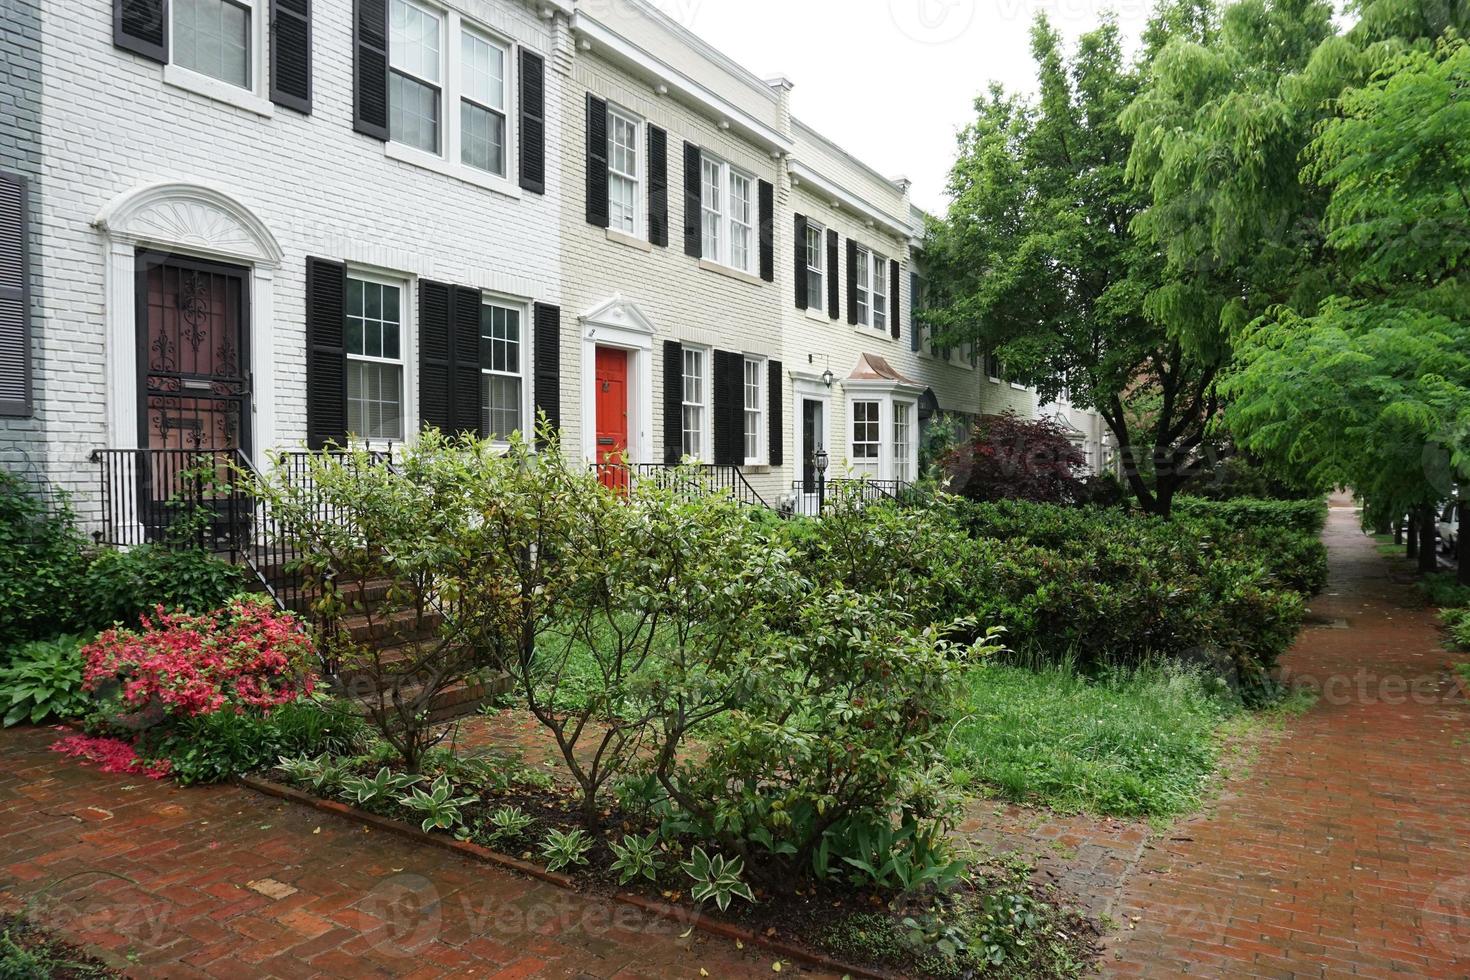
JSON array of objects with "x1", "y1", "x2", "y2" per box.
[{"x1": 595, "y1": 347, "x2": 629, "y2": 490}]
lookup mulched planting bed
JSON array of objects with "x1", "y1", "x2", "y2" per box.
[
  {"x1": 0, "y1": 913, "x2": 124, "y2": 979},
  {"x1": 254, "y1": 755, "x2": 1100, "y2": 979}
]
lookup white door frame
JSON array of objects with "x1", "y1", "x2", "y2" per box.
[
  {"x1": 579, "y1": 294, "x2": 655, "y2": 465},
  {"x1": 791, "y1": 372, "x2": 831, "y2": 496}
]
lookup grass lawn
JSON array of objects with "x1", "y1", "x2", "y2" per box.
[{"x1": 944, "y1": 662, "x2": 1238, "y2": 819}]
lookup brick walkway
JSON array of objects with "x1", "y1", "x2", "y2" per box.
[
  {"x1": 0, "y1": 726, "x2": 819, "y2": 978},
  {"x1": 1104, "y1": 499, "x2": 1470, "y2": 977}
]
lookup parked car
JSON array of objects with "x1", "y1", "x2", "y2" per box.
[{"x1": 1439, "y1": 502, "x2": 1460, "y2": 556}]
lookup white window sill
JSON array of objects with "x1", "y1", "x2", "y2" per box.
[
  {"x1": 1010, "y1": 382, "x2": 1028, "y2": 390},
  {"x1": 163, "y1": 64, "x2": 274, "y2": 118},
  {"x1": 987, "y1": 377, "x2": 1003, "y2": 384},
  {"x1": 853, "y1": 324, "x2": 894, "y2": 342},
  {"x1": 606, "y1": 228, "x2": 653, "y2": 252},
  {"x1": 699, "y1": 259, "x2": 763, "y2": 287},
  {"x1": 384, "y1": 142, "x2": 522, "y2": 200},
  {"x1": 804, "y1": 307, "x2": 829, "y2": 323},
  {"x1": 742, "y1": 463, "x2": 771, "y2": 473}
]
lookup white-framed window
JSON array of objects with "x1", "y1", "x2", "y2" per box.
[
  {"x1": 385, "y1": 0, "x2": 517, "y2": 191},
  {"x1": 173, "y1": 0, "x2": 254, "y2": 89},
  {"x1": 460, "y1": 26, "x2": 508, "y2": 177},
  {"x1": 607, "y1": 106, "x2": 642, "y2": 236},
  {"x1": 699, "y1": 153, "x2": 758, "y2": 274},
  {"x1": 681, "y1": 346, "x2": 708, "y2": 460},
  {"x1": 389, "y1": 0, "x2": 443, "y2": 154},
  {"x1": 985, "y1": 353, "x2": 1003, "y2": 383},
  {"x1": 479, "y1": 300, "x2": 523, "y2": 440},
  {"x1": 872, "y1": 251, "x2": 888, "y2": 332},
  {"x1": 893, "y1": 400, "x2": 914, "y2": 482},
  {"x1": 804, "y1": 221, "x2": 825, "y2": 312},
  {"x1": 346, "y1": 275, "x2": 406, "y2": 441},
  {"x1": 743, "y1": 356, "x2": 765, "y2": 464},
  {"x1": 851, "y1": 400, "x2": 881, "y2": 476},
  {"x1": 854, "y1": 245, "x2": 871, "y2": 325}
]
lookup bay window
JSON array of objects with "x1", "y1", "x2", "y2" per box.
[
  {"x1": 346, "y1": 276, "x2": 405, "y2": 441},
  {"x1": 851, "y1": 400, "x2": 881, "y2": 476},
  {"x1": 700, "y1": 154, "x2": 757, "y2": 274},
  {"x1": 893, "y1": 401, "x2": 914, "y2": 482},
  {"x1": 479, "y1": 301, "x2": 523, "y2": 440}
]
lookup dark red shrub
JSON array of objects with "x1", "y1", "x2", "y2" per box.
[{"x1": 942, "y1": 412, "x2": 1088, "y2": 504}]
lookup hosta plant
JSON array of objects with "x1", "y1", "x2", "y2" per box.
[
  {"x1": 276, "y1": 754, "x2": 319, "y2": 783},
  {"x1": 0, "y1": 635, "x2": 88, "y2": 726},
  {"x1": 539, "y1": 828, "x2": 593, "y2": 872},
  {"x1": 397, "y1": 775, "x2": 478, "y2": 833},
  {"x1": 482, "y1": 805, "x2": 534, "y2": 846},
  {"x1": 608, "y1": 831, "x2": 665, "y2": 885},
  {"x1": 340, "y1": 767, "x2": 420, "y2": 807},
  {"x1": 681, "y1": 847, "x2": 754, "y2": 912}
]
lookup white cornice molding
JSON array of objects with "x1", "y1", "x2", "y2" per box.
[
  {"x1": 788, "y1": 162, "x2": 910, "y2": 239},
  {"x1": 571, "y1": 13, "x2": 793, "y2": 156}
]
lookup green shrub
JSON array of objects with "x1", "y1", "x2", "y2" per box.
[
  {"x1": 0, "y1": 473, "x2": 90, "y2": 653},
  {"x1": 0, "y1": 635, "x2": 89, "y2": 726},
  {"x1": 145, "y1": 697, "x2": 364, "y2": 786},
  {"x1": 1441, "y1": 608, "x2": 1470, "y2": 650},
  {"x1": 1420, "y1": 573, "x2": 1470, "y2": 609},
  {"x1": 80, "y1": 544, "x2": 249, "y2": 631},
  {"x1": 1173, "y1": 495, "x2": 1329, "y2": 537}
]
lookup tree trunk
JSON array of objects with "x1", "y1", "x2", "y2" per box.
[
  {"x1": 1394, "y1": 516, "x2": 1404, "y2": 546},
  {"x1": 1418, "y1": 505, "x2": 1438, "y2": 574},
  {"x1": 1458, "y1": 488, "x2": 1469, "y2": 587},
  {"x1": 1374, "y1": 514, "x2": 1392, "y2": 536},
  {"x1": 1406, "y1": 514, "x2": 1419, "y2": 559}
]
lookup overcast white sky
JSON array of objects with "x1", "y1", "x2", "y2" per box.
[{"x1": 646, "y1": 0, "x2": 1155, "y2": 213}]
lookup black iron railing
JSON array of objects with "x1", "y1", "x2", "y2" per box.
[
  {"x1": 784, "y1": 477, "x2": 923, "y2": 517},
  {"x1": 593, "y1": 462, "x2": 771, "y2": 510}
]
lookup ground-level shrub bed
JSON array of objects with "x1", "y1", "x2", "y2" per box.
[
  {"x1": 263, "y1": 747, "x2": 1098, "y2": 978},
  {"x1": 0, "y1": 913, "x2": 122, "y2": 979},
  {"x1": 945, "y1": 662, "x2": 1235, "y2": 817}
]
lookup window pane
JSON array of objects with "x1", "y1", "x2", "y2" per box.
[
  {"x1": 460, "y1": 29, "x2": 504, "y2": 109},
  {"x1": 461, "y1": 101, "x2": 506, "y2": 175},
  {"x1": 390, "y1": 72, "x2": 440, "y2": 153},
  {"x1": 348, "y1": 361, "x2": 404, "y2": 440},
  {"x1": 852, "y1": 401, "x2": 881, "y2": 474},
  {"x1": 174, "y1": 0, "x2": 250, "y2": 89},
  {"x1": 743, "y1": 358, "x2": 761, "y2": 462},
  {"x1": 390, "y1": 0, "x2": 441, "y2": 83},
  {"x1": 701, "y1": 159, "x2": 722, "y2": 259},
  {"x1": 894, "y1": 403, "x2": 912, "y2": 482},
  {"x1": 729, "y1": 173, "x2": 753, "y2": 271},
  {"x1": 609, "y1": 174, "x2": 637, "y2": 234},
  {"x1": 482, "y1": 374, "x2": 522, "y2": 440}
]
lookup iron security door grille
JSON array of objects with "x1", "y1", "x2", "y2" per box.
[{"x1": 136, "y1": 253, "x2": 252, "y2": 543}]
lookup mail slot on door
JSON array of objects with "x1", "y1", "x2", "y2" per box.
[{"x1": 598, "y1": 438, "x2": 615, "y2": 446}]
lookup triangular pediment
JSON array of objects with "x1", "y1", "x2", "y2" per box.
[{"x1": 580, "y1": 294, "x2": 657, "y2": 336}]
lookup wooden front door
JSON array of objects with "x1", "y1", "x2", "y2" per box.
[
  {"x1": 136, "y1": 253, "x2": 251, "y2": 539},
  {"x1": 595, "y1": 347, "x2": 629, "y2": 489}
]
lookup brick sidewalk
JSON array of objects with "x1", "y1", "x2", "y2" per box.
[
  {"x1": 0, "y1": 726, "x2": 821, "y2": 978},
  {"x1": 1104, "y1": 499, "x2": 1470, "y2": 977}
]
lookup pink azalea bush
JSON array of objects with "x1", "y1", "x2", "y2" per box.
[
  {"x1": 82, "y1": 596, "x2": 316, "y2": 719},
  {"x1": 51, "y1": 732, "x2": 171, "y2": 779}
]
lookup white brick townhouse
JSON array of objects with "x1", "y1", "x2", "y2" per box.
[{"x1": 0, "y1": 0, "x2": 1105, "y2": 527}]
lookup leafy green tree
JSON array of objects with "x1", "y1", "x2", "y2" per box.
[
  {"x1": 923, "y1": 11, "x2": 1223, "y2": 516},
  {"x1": 1223, "y1": 35, "x2": 1470, "y2": 576}
]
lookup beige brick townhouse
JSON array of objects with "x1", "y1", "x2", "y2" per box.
[{"x1": 0, "y1": 0, "x2": 1109, "y2": 528}]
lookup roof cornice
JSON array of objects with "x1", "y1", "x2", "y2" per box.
[
  {"x1": 571, "y1": 11, "x2": 793, "y2": 156},
  {"x1": 788, "y1": 161, "x2": 911, "y2": 239}
]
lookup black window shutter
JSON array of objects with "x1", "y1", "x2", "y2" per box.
[
  {"x1": 793, "y1": 215, "x2": 808, "y2": 310},
  {"x1": 826, "y1": 229, "x2": 840, "y2": 320},
  {"x1": 418, "y1": 280, "x2": 452, "y2": 434},
  {"x1": 305, "y1": 258, "x2": 348, "y2": 449},
  {"x1": 683, "y1": 142, "x2": 703, "y2": 258},
  {"x1": 758, "y1": 180, "x2": 775, "y2": 283},
  {"x1": 890, "y1": 259, "x2": 902, "y2": 341},
  {"x1": 0, "y1": 174, "x2": 31, "y2": 418},
  {"x1": 909, "y1": 271, "x2": 922, "y2": 352},
  {"x1": 846, "y1": 239, "x2": 860, "y2": 325},
  {"x1": 711, "y1": 350, "x2": 742, "y2": 466},
  {"x1": 585, "y1": 94, "x2": 609, "y2": 228},
  {"x1": 533, "y1": 303, "x2": 561, "y2": 441},
  {"x1": 269, "y1": 0, "x2": 312, "y2": 113},
  {"x1": 115, "y1": 0, "x2": 167, "y2": 63},
  {"x1": 451, "y1": 286, "x2": 483, "y2": 437},
  {"x1": 662, "y1": 340, "x2": 683, "y2": 465},
  {"x1": 519, "y1": 50, "x2": 546, "y2": 194},
  {"x1": 648, "y1": 126, "x2": 668, "y2": 247},
  {"x1": 767, "y1": 359, "x2": 783, "y2": 467},
  {"x1": 353, "y1": 0, "x2": 389, "y2": 140}
]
